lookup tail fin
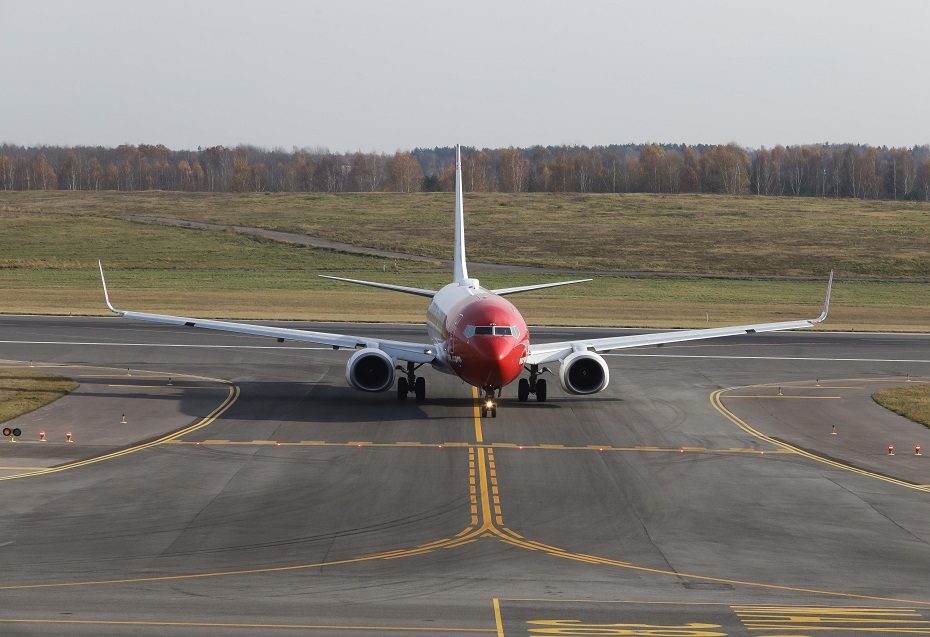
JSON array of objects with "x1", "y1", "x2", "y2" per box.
[{"x1": 453, "y1": 144, "x2": 469, "y2": 283}]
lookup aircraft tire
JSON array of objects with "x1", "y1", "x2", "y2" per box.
[
  {"x1": 517, "y1": 378, "x2": 529, "y2": 402},
  {"x1": 414, "y1": 376, "x2": 426, "y2": 401},
  {"x1": 397, "y1": 377, "x2": 408, "y2": 400},
  {"x1": 535, "y1": 379, "x2": 547, "y2": 402}
]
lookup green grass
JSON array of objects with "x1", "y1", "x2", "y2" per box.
[
  {"x1": 0, "y1": 369, "x2": 79, "y2": 424},
  {"x1": 0, "y1": 196, "x2": 927, "y2": 329},
  {"x1": 872, "y1": 384, "x2": 930, "y2": 430},
  {"x1": 3, "y1": 191, "x2": 929, "y2": 277}
]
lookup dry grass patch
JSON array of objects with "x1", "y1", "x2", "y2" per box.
[
  {"x1": 0, "y1": 369, "x2": 79, "y2": 424},
  {"x1": 872, "y1": 384, "x2": 930, "y2": 430},
  {"x1": 2, "y1": 191, "x2": 929, "y2": 277}
]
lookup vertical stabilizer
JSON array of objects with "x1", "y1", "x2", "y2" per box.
[{"x1": 453, "y1": 144, "x2": 469, "y2": 283}]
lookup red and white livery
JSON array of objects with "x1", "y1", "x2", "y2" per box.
[{"x1": 99, "y1": 145, "x2": 832, "y2": 417}]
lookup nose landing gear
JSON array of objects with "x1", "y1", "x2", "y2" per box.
[
  {"x1": 517, "y1": 364, "x2": 549, "y2": 403},
  {"x1": 481, "y1": 387, "x2": 499, "y2": 418}
]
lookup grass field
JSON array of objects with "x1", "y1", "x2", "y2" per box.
[
  {"x1": 3, "y1": 190, "x2": 929, "y2": 278},
  {"x1": 0, "y1": 192, "x2": 928, "y2": 329},
  {"x1": 872, "y1": 384, "x2": 930, "y2": 430},
  {"x1": 0, "y1": 369, "x2": 79, "y2": 425}
]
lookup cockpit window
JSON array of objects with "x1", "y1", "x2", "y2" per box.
[{"x1": 464, "y1": 325, "x2": 520, "y2": 338}]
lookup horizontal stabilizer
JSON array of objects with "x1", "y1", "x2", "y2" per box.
[
  {"x1": 491, "y1": 279, "x2": 592, "y2": 296},
  {"x1": 319, "y1": 275, "x2": 437, "y2": 298}
]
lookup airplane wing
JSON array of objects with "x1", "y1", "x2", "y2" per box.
[
  {"x1": 526, "y1": 272, "x2": 833, "y2": 366},
  {"x1": 98, "y1": 262, "x2": 435, "y2": 364}
]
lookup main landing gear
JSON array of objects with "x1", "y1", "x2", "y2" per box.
[
  {"x1": 481, "y1": 388, "x2": 499, "y2": 418},
  {"x1": 396, "y1": 362, "x2": 426, "y2": 402},
  {"x1": 517, "y1": 364, "x2": 548, "y2": 403}
]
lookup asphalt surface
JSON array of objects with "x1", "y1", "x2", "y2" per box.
[{"x1": 1, "y1": 315, "x2": 929, "y2": 636}]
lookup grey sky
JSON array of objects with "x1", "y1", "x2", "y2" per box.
[{"x1": 2, "y1": 0, "x2": 928, "y2": 152}]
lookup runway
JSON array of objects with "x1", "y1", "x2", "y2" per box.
[{"x1": 1, "y1": 315, "x2": 929, "y2": 636}]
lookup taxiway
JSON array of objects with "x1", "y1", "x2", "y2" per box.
[{"x1": 1, "y1": 316, "x2": 929, "y2": 636}]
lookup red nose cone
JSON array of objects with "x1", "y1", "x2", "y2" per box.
[
  {"x1": 467, "y1": 337, "x2": 525, "y2": 387},
  {"x1": 455, "y1": 337, "x2": 524, "y2": 388},
  {"x1": 447, "y1": 294, "x2": 529, "y2": 390}
]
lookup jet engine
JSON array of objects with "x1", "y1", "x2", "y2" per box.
[
  {"x1": 345, "y1": 348, "x2": 395, "y2": 392},
  {"x1": 558, "y1": 351, "x2": 609, "y2": 394}
]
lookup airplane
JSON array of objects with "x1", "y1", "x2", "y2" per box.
[{"x1": 98, "y1": 145, "x2": 833, "y2": 418}]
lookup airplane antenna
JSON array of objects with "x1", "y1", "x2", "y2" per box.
[{"x1": 453, "y1": 144, "x2": 469, "y2": 283}]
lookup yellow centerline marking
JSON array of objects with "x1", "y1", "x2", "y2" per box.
[
  {"x1": 493, "y1": 598, "x2": 505, "y2": 637},
  {"x1": 165, "y1": 440, "x2": 789, "y2": 454},
  {"x1": 472, "y1": 386, "x2": 484, "y2": 443},
  {"x1": 0, "y1": 618, "x2": 495, "y2": 633}
]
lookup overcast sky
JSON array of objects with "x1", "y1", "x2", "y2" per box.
[{"x1": 2, "y1": 0, "x2": 928, "y2": 152}]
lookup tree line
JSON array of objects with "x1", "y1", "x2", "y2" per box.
[{"x1": 2, "y1": 142, "x2": 930, "y2": 200}]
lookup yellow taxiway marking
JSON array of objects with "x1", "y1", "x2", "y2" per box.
[
  {"x1": 166, "y1": 439, "x2": 790, "y2": 455},
  {"x1": 733, "y1": 604, "x2": 930, "y2": 633},
  {"x1": 493, "y1": 598, "x2": 505, "y2": 637},
  {"x1": 472, "y1": 386, "x2": 484, "y2": 443},
  {"x1": 0, "y1": 360, "x2": 239, "y2": 482},
  {"x1": 3, "y1": 380, "x2": 927, "y2": 608},
  {"x1": 711, "y1": 380, "x2": 930, "y2": 494},
  {"x1": 0, "y1": 618, "x2": 495, "y2": 633}
]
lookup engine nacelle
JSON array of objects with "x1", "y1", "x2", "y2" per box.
[
  {"x1": 558, "y1": 351, "x2": 609, "y2": 395},
  {"x1": 345, "y1": 348, "x2": 395, "y2": 392}
]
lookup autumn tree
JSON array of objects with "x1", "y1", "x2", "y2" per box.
[
  {"x1": 230, "y1": 158, "x2": 253, "y2": 192},
  {"x1": 386, "y1": 152, "x2": 422, "y2": 193},
  {"x1": 639, "y1": 144, "x2": 665, "y2": 193},
  {"x1": 498, "y1": 147, "x2": 528, "y2": 192}
]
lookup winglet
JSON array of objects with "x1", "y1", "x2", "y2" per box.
[
  {"x1": 453, "y1": 144, "x2": 469, "y2": 283},
  {"x1": 816, "y1": 270, "x2": 833, "y2": 323},
  {"x1": 98, "y1": 260, "x2": 120, "y2": 315}
]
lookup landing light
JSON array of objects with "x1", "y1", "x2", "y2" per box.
[{"x1": 485, "y1": 400, "x2": 494, "y2": 409}]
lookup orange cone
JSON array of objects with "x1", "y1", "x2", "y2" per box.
[
  {"x1": 66, "y1": 432, "x2": 73, "y2": 443},
  {"x1": 916, "y1": 445, "x2": 922, "y2": 456},
  {"x1": 39, "y1": 431, "x2": 46, "y2": 442},
  {"x1": 887, "y1": 444, "x2": 895, "y2": 456}
]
